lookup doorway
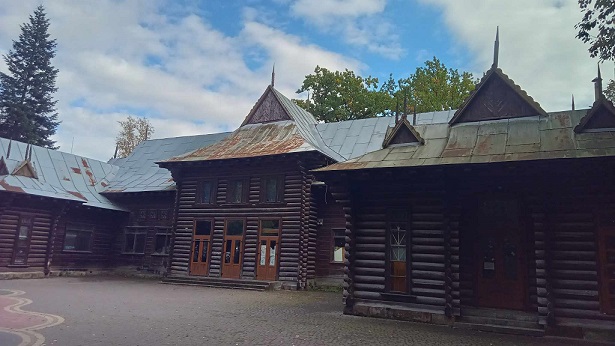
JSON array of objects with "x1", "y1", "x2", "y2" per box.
[
  {"x1": 221, "y1": 219, "x2": 245, "y2": 279},
  {"x1": 256, "y1": 219, "x2": 280, "y2": 281},
  {"x1": 474, "y1": 198, "x2": 528, "y2": 310},
  {"x1": 190, "y1": 220, "x2": 212, "y2": 276}
]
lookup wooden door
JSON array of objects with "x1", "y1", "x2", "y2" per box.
[
  {"x1": 257, "y1": 220, "x2": 280, "y2": 281},
  {"x1": 221, "y1": 219, "x2": 245, "y2": 279},
  {"x1": 190, "y1": 220, "x2": 212, "y2": 276},
  {"x1": 11, "y1": 216, "x2": 34, "y2": 265},
  {"x1": 598, "y1": 225, "x2": 615, "y2": 314},
  {"x1": 475, "y1": 199, "x2": 528, "y2": 310}
]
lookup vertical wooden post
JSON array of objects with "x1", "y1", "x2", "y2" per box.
[{"x1": 45, "y1": 201, "x2": 70, "y2": 275}]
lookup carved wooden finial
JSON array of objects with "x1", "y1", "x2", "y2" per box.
[
  {"x1": 571, "y1": 94, "x2": 575, "y2": 111},
  {"x1": 29, "y1": 144, "x2": 33, "y2": 161},
  {"x1": 395, "y1": 98, "x2": 400, "y2": 124},
  {"x1": 402, "y1": 92, "x2": 408, "y2": 120},
  {"x1": 593, "y1": 63, "x2": 603, "y2": 101},
  {"x1": 113, "y1": 144, "x2": 119, "y2": 159},
  {"x1": 6, "y1": 139, "x2": 11, "y2": 159},
  {"x1": 413, "y1": 104, "x2": 417, "y2": 125},
  {"x1": 271, "y1": 63, "x2": 275, "y2": 87},
  {"x1": 492, "y1": 26, "x2": 500, "y2": 69}
]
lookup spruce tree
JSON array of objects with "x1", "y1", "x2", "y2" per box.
[{"x1": 0, "y1": 5, "x2": 59, "y2": 148}]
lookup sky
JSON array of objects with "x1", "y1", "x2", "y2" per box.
[{"x1": 0, "y1": 0, "x2": 609, "y2": 161}]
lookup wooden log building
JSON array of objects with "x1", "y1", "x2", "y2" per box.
[{"x1": 1, "y1": 38, "x2": 615, "y2": 337}]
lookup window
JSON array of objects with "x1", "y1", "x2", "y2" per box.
[
  {"x1": 123, "y1": 227, "x2": 146, "y2": 254},
  {"x1": 64, "y1": 224, "x2": 94, "y2": 252},
  {"x1": 197, "y1": 180, "x2": 216, "y2": 204},
  {"x1": 153, "y1": 228, "x2": 171, "y2": 255},
  {"x1": 227, "y1": 179, "x2": 247, "y2": 203},
  {"x1": 148, "y1": 209, "x2": 157, "y2": 220},
  {"x1": 332, "y1": 229, "x2": 345, "y2": 263},
  {"x1": 388, "y1": 210, "x2": 409, "y2": 293},
  {"x1": 159, "y1": 209, "x2": 169, "y2": 220},
  {"x1": 261, "y1": 176, "x2": 284, "y2": 203},
  {"x1": 12, "y1": 216, "x2": 34, "y2": 265}
]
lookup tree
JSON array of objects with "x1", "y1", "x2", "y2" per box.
[
  {"x1": 576, "y1": 0, "x2": 615, "y2": 62},
  {"x1": 606, "y1": 79, "x2": 615, "y2": 102},
  {"x1": 294, "y1": 66, "x2": 393, "y2": 122},
  {"x1": 0, "y1": 5, "x2": 59, "y2": 148},
  {"x1": 294, "y1": 58, "x2": 476, "y2": 122},
  {"x1": 397, "y1": 57, "x2": 477, "y2": 114},
  {"x1": 115, "y1": 116, "x2": 154, "y2": 158}
]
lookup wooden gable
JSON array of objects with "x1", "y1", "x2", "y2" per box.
[
  {"x1": 12, "y1": 160, "x2": 38, "y2": 179},
  {"x1": 449, "y1": 68, "x2": 546, "y2": 125},
  {"x1": 241, "y1": 86, "x2": 291, "y2": 126},
  {"x1": 383, "y1": 117, "x2": 424, "y2": 148},
  {"x1": 575, "y1": 98, "x2": 615, "y2": 133}
]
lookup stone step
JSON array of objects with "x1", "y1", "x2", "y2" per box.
[
  {"x1": 461, "y1": 307, "x2": 538, "y2": 323},
  {"x1": 160, "y1": 281, "x2": 266, "y2": 291},
  {"x1": 161, "y1": 276, "x2": 272, "y2": 291},
  {"x1": 455, "y1": 322, "x2": 545, "y2": 337},
  {"x1": 459, "y1": 315, "x2": 541, "y2": 330}
]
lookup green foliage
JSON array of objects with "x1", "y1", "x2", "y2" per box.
[
  {"x1": 576, "y1": 0, "x2": 615, "y2": 61},
  {"x1": 0, "y1": 5, "x2": 60, "y2": 148},
  {"x1": 294, "y1": 58, "x2": 477, "y2": 122},
  {"x1": 606, "y1": 79, "x2": 615, "y2": 102},
  {"x1": 294, "y1": 66, "x2": 393, "y2": 122}
]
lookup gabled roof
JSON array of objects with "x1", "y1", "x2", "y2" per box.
[
  {"x1": 103, "y1": 133, "x2": 229, "y2": 193},
  {"x1": 449, "y1": 67, "x2": 547, "y2": 125},
  {"x1": 574, "y1": 97, "x2": 615, "y2": 133},
  {"x1": 382, "y1": 116, "x2": 424, "y2": 147},
  {"x1": 0, "y1": 137, "x2": 124, "y2": 211},
  {"x1": 316, "y1": 109, "x2": 615, "y2": 172},
  {"x1": 163, "y1": 86, "x2": 345, "y2": 163}
]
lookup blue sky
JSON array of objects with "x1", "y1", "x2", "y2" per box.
[{"x1": 0, "y1": 0, "x2": 608, "y2": 160}]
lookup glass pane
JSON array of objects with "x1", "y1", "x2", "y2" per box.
[
  {"x1": 225, "y1": 240, "x2": 232, "y2": 263},
  {"x1": 233, "y1": 240, "x2": 241, "y2": 264},
  {"x1": 192, "y1": 241, "x2": 200, "y2": 262},
  {"x1": 64, "y1": 232, "x2": 77, "y2": 250},
  {"x1": 13, "y1": 250, "x2": 27, "y2": 265},
  {"x1": 154, "y1": 235, "x2": 167, "y2": 254},
  {"x1": 503, "y1": 240, "x2": 517, "y2": 280},
  {"x1": 125, "y1": 233, "x2": 135, "y2": 252},
  {"x1": 135, "y1": 234, "x2": 146, "y2": 253},
  {"x1": 227, "y1": 220, "x2": 244, "y2": 236},
  {"x1": 18, "y1": 225, "x2": 30, "y2": 239},
  {"x1": 269, "y1": 240, "x2": 277, "y2": 266},
  {"x1": 333, "y1": 246, "x2": 344, "y2": 262},
  {"x1": 75, "y1": 231, "x2": 91, "y2": 251},
  {"x1": 265, "y1": 178, "x2": 277, "y2": 202},
  {"x1": 390, "y1": 224, "x2": 407, "y2": 246},
  {"x1": 390, "y1": 246, "x2": 406, "y2": 261},
  {"x1": 260, "y1": 241, "x2": 267, "y2": 266},
  {"x1": 230, "y1": 180, "x2": 243, "y2": 203},
  {"x1": 482, "y1": 237, "x2": 496, "y2": 279},
  {"x1": 261, "y1": 220, "x2": 280, "y2": 236},
  {"x1": 201, "y1": 181, "x2": 212, "y2": 204},
  {"x1": 195, "y1": 220, "x2": 212, "y2": 236},
  {"x1": 201, "y1": 240, "x2": 209, "y2": 262}
]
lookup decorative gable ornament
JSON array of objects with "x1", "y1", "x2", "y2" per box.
[
  {"x1": 241, "y1": 85, "x2": 292, "y2": 126},
  {"x1": 0, "y1": 157, "x2": 8, "y2": 175},
  {"x1": 574, "y1": 97, "x2": 615, "y2": 133},
  {"x1": 449, "y1": 28, "x2": 546, "y2": 126},
  {"x1": 12, "y1": 160, "x2": 38, "y2": 179},
  {"x1": 382, "y1": 116, "x2": 424, "y2": 148}
]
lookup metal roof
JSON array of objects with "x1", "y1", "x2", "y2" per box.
[
  {"x1": 316, "y1": 109, "x2": 615, "y2": 172},
  {"x1": 103, "y1": 133, "x2": 229, "y2": 193},
  {"x1": 0, "y1": 138, "x2": 124, "y2": 210},
  {"x1": 164, "y1": 87, "x2": 346, "y2": 163}
]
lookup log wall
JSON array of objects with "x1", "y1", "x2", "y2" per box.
[{"x1": 314, "y1": 187, "x2": 345, "y2": 278}]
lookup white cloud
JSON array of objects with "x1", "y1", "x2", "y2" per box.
[
  {"x1": 290, "y1": 0, "x2": 404, "y2": 59},
  {"x1": 0, "y1": 1, "x2": 360, "y2": 161},
  {"x1": 419, "y1": 0, "x2": 607, "y2": 112}
]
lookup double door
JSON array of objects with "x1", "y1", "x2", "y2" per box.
[
  {"x1": 190, "y1": 220, "x2": 213, "y2": 276},
  {"x1": 221, "y1": 220, "x2": 245, "y2": 279},
  {"x1": 256, "y1": 220, "x2": 280, "y2": 281}
]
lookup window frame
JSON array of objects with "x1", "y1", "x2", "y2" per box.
[
  {"x1": 260, "y1": 175, "x2": 284, "y2": 204},
  {"x1": 63, "y1": 223, "x2": 95, "y2": 253},
  {"x1": 195, "y1": 179, "x2": 217, "y2": 205},
  {"x1": 122, "y1": 226, "x2": 147, "y2": 255},
  {"x1": 331, "y1": 228, "x2": 346, "y2": 264},
  {"x1": 385, "y1": 209, "x2": 411, "y2": 294},
  {"x1": 152, "y1": 226, "x2": 172, "y2": 256},
  {"x1": 226, "y1": 178, "x2": 249, "y2": 204}
]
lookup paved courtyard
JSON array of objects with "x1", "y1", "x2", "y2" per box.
[{"x1": 0, "y1": 277, "x2": 600, "y2": 346}]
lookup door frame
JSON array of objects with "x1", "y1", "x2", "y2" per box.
[
  {"x1": 11, "y1": 214, "x2": 35, "y2": 266},
  {"x1": 256, "y1": 218, "x2": 281, "y2": 281},
  {"x1": 597, "y1": 211, "x2": 615, "y2": 315},
  {"x1": 468, "y1": 194, "x2": 531, "y2": 311},
  {"x1": 189, "y1": 219, "x2": 213, "y2": 276},
  {"x1": 221, "y1": 218, "x2": 246, "y2": 279}
]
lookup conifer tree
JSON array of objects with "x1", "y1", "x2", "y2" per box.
[{"x1": 0, "y1": 5, "x2": 59, "y2": 148}]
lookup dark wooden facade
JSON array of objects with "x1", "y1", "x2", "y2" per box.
[
  {"x1": 165, "y1": 153, "x2": 329, "y2": 288},
  {"x1": 319, "y1": 157, "x2": 615, "y2": 330}
]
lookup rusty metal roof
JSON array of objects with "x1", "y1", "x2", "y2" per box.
[
  {"x1": 316, "y1": 109, "x2": 615, "y2": 172},
  {"x1": 164, "y1": 87, "x2": 345, "y2": 163},
  {"x1": 0, "y1": 138, "x2": 124, "y2": 210},
  {"x1": 104, "y1": 133, "x2": 229, "y2": 193}
]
